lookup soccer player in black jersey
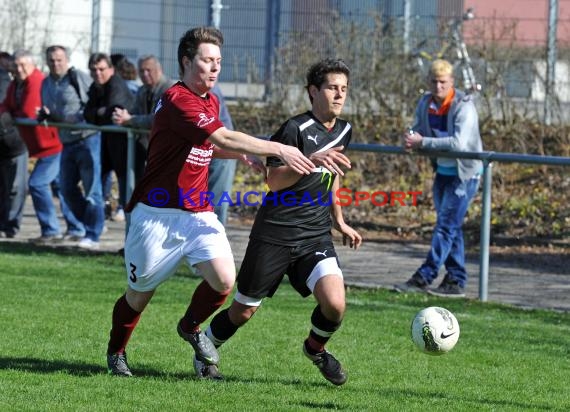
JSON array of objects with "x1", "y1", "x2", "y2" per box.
[{"x1": 201, "y1": 58, "x2": 362, "y2": 385}]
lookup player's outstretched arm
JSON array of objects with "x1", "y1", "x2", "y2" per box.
[
  {"x1": 266, "y1": 146, "x2": 353, "y2": 192},
  {"x1": 212, "y1": 147, "x2": 266, "y2": 175},
  {"x1": 209, "y1": 127, "x2": 314, "y2": 175}
]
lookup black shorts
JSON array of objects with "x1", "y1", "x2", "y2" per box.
[{"x1": 237, "y1": 237, "x2": 339, "y2": 299}]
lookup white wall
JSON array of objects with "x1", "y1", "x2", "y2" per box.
[
  {"x1": 0, "y1": 0, "x2": 94, "y2": 71},
  {"x1": 533, "y1": 61, "x2": 570, "y2": 102},
  {"x1": 91, "y1": 0, "x2": 115, "y2": 59}
]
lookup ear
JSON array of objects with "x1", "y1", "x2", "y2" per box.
[
  {"x1": 182, "y1": 55, "x2": 192, "y2": 70},
  {"x1": 308, "y1": 84, "x2": 318, "y2": 100}
]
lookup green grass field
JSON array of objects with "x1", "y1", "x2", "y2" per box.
[{"x1": 1, "y1": 243, "x2": 569, "y2": 411}]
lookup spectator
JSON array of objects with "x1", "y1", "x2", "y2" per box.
[
  {"x1": 208, "y1": 84, "x2": 235, "y2": 225},
  {"x1": 0, "y1": 111, "x2": 27, "y2": 238},
  {"x1": 0, "y1": 53, "x2": 27, "y2": 239},
  {"x1": 0, "y1": 51, "x2": 13, "y2": 100},
  {"x1": 0, "y1": 49, "x2": 82, "y2": 243},
  {"x1": 105, "y1": 53, "x2": 139, "y2": 220},
  {"x1": 393, "y1": 59, "x2": 483, "y2": 298},
  {"x1": 40, "y1": 45, "x2": 105, "y2": 248},
  {"x1": 111, "y1": 54, "x2": 140, "y2": 95},
  {"x1": 84, "y1": 53, "x2": 134, "y2": 227},
  {"x1": 112, "y1": 55, "x2": 175, "y2": 186}
]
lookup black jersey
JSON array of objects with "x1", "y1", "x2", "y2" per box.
[{"x1": 249, "y1": 111, "x2": 352, "y2": 246}]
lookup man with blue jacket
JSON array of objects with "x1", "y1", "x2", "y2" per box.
[
  {"x1": 394, "y1": 59, "x2": 483, "y2": 298},
  {"x1": 41, "y1": 45, "x2": 105, "y2": 249}
]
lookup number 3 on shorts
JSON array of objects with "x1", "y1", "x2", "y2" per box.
[{"x1": 129, "y1": 262, "x2": 137, "y2": 283}]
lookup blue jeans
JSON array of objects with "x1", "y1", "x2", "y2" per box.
[
  {"x1": 208, "y1": 157, "x2": 237, "y2": 225},
  {"x1": 60, "y1": 133, "x2": 105, "y2": 241},
  {"x1": 29, "y1": 153, "x2": 83, "y2": 237},
  {"x1": 417, "y1": 174, "x2": 480, "y2": 287},
  {"x1": 102, "y1": 170, "x2": 113, "y2": 204},
  {"x1": 0, "y1": 152, "x2": 28, "y2": 235}
]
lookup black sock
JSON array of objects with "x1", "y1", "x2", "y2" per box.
[{"x1": 206, "y1": 309, "x2": 240, "y2": 347}]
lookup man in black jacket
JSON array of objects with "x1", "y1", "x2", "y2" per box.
[
  {"x1": 111, "y1": 55, "x2": 175, "y2": 191},
  {"x1": 0, "y1": 51, "x2": 13, "y2": 101},
  {"x1": 0, "y1": 112, "x2": 28, "y2": 238},
  {"x1": 84, "y1": 53, "x2": 134, "y2": 229}
]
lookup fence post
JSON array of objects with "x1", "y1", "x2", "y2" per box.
[{"x1": 478, "y1": 161, "x2": 493, "y2": 302}]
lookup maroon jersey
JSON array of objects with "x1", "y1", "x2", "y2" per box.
[{"x1": 126, "y1": 81, "x2": 224, "y2": 212}]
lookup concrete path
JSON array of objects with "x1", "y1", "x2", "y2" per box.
[{"x1": 2, "y1": 200, "x2": 568, "y2": 312}]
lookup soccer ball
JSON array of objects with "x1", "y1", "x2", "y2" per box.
[{"x1": 411, "y1": 306, "x2": 460, "y2": 355}]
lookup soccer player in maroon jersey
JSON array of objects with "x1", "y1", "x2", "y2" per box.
[
  {"x1": 201, "y1": 59, "x2": 362, "y2": 384},
  {"x1": 106, "y1": 27, "x2": 350, "y2": 377}
]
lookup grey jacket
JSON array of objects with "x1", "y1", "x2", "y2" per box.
[
  {"x1": 127, "y1": 75, "x2": 174, "y2": 129},
  {"x1": 41, "y1": 68, "x2": 95, "y2": 144},
  {"x1": 412, "y1": 89, "x2": 483, "y2": 181}
]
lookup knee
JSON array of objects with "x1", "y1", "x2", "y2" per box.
[
  {"x1": 125, "y1": 288, "x2": 154, "y2": 312},
  {"x1": 434, "y1": 224, "x2": 454, "y2": 238},
  {"x1": 200, "y1": 257, "x2": 236, "y2": 293},
  {"x1": 28, "y1": 180, "x2": 40, "y2": 193},
  {"x1": 85, "y1": 193, "x2": 103, "y2": 206},
  {"x1": 218, "y1": 274, "x2": 235, "y2": 293},
  {"x1": 209, "y1": 274, "x2": 235, "y2": 294},
  {"x1": 320, "y1": 298, "x2": 345, "y2": 323}
]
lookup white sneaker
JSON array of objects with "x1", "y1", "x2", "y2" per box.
[
  {"x1": 77, "y1": 237, "x2": 100, "y2": 250},
  {"x1": 111, "y1": 208, "x2": 125, "y2": 222}
]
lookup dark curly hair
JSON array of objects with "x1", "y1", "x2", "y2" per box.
[{"x1": 306, "y1": 58, "x2": 350, "y2": 102}]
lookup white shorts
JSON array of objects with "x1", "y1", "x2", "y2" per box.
[{"x1": 124, "y1": 203, "x2": 234, "y2": 292}]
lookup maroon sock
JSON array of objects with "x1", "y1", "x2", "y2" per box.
[
  {"x1": 107, "y1": 294, "x2": 141, "y2": 355},
  {"x1": 179, "y1": 280, "x2": 230, "y2": 333}
]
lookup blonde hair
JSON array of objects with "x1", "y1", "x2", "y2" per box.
[{"x1": 430, "y1": 59, "x2": 454, "y2": 77}]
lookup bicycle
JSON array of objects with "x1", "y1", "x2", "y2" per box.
[{"x1": 412, "y1": 7, "x2": 481, "y2": 94}]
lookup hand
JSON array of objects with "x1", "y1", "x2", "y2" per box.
[
  {"x1": 334, "y1": 221, "x2": 362, "y2": 250},
  {"x1": 112, "y1": 107, "x2": 131, "y2": 125},
  {"x1": 277, "y1": 145, "x2": 315, "y2": 175},
  {"x1": 309, "y1": 146, "x2": 351, "y2": 176},
  {"x1": 37, "y1": 106, "x2": 50, "y2": 122},
  {"x1": 240, "y1": 154, "x2": 266, "y2": 175},
  {"x1": 404, "y1": 130, "x2": 423, "y2": 150}
]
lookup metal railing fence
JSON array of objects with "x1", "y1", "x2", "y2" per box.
[
  {"x1": 14, "y1": 118, "x2": 148, "y2": 203},
  {"x1": 348, "y1": 143, "x2": 570, "y2": 302},
  {"x1": 13, "y1": 118, "x2": 570, "y2": 302}
]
